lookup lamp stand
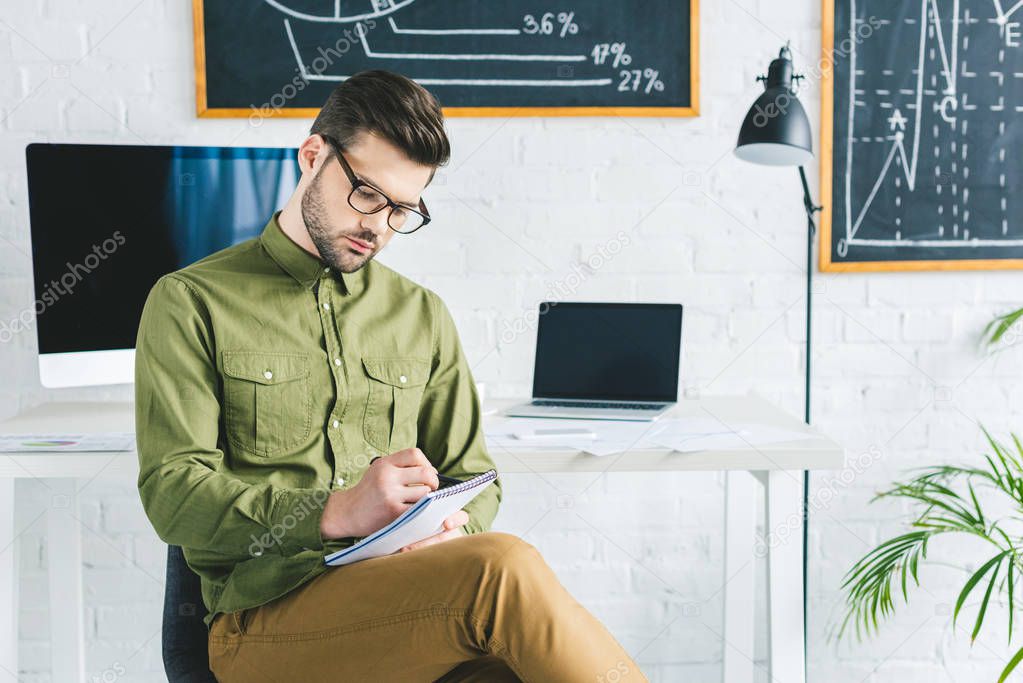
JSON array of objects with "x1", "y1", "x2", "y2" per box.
[{"x1": 797, "y1": 164, "x2": 821, "y2": 659}]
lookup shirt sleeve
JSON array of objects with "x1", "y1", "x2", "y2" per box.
[
  {"x1": 417, "y1": 292, "x2": 502, "y2": 536},
  {"x1": 135, "y1": 275, "x2": 326, "y2": 559}
]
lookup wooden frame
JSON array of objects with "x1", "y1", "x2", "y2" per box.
[
  {"x1": 192, "y1": 0, "x2": 699, "y2": 118},
  {"x1": 819, "y1": 0, "x2": 1023, "y2": 272}
]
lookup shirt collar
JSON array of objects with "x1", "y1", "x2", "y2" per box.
[{"x1": 260, "y1": 211, "x2": 364, "y2": 296}]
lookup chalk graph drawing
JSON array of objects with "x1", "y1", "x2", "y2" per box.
[
  {"x1": 273, "y1": 0, "x2": 613, "y2": 87},
  {"x1": 264, "y1": 0, "x2": 680, "y2": 97},
  {"x1": 821, "y1": 0, "x2": 1023, "y2": 271}
]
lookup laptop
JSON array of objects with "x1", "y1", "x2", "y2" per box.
[{"x1": 504, "y1": 302, "x2": 684, "y2": 422}]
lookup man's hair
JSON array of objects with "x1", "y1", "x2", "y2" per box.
[{"x1": 310, "y1": 70, "x2": 450, "y2": 168}]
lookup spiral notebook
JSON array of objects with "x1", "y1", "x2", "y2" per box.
[{"x1": 324, "y1": 470, "x2": 499, "y2": 567}]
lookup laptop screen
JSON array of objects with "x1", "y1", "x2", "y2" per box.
[{"x1": 531, "y1": 302, "x2": 683, "y2": 402}]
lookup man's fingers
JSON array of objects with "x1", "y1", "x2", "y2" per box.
[
  {"x1": 400, "y1": 527, "x2": 462, "y2": 553},
  {"x1": 406, "y1": 528, "x2": 457, "y2": 551},
  {"x1": 395, "y1": 464, "x2": 439, "y2": 490},
  {"x1": 443, "y1": 510, "x2": 469, "y2": 530},
  {"x1": 383, "y1": 447, "x2": 432, "y2": 469},
  {"x1": 398, "y1": 483, "x2": 432, "y2": 503}
]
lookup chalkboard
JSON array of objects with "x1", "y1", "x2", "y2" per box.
[
  {"x1": 821, "y1": 0, "x2": 1023, "y2": 271},
  {"x1": 192, "y1": 0, "x2": 698, "y2": 117}
]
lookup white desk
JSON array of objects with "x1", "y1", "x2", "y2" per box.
[{"x1": 0, "y1": 394, "x2": 843, "y2": 683}]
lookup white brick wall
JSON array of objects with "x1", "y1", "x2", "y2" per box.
[{"x1": 3, "y1": 1, "x2": 1023, "y2": 682}]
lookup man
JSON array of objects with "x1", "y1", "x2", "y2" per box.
[{"x1": 136, "y1": 70, "x2": 646, "y2": 682}]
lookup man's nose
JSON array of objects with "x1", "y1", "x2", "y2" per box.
[{"x1": 360, "y1": 209, "x2": 390, "y2": 238}]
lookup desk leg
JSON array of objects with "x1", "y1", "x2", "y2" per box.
[
  {"x1": 722, "y1": 471, "x2": 757, "y2": 683},
  {"x1": 47, "y1": 479, "x2": 84, "y2": 683},
  {"x1": 765, "y1": 470, "x2": 805, "y2": 683},
  {"x1": 0, "y1": 477, "x2": 17, "y2": 682}
]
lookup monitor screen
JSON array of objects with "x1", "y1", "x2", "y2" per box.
[
  {"x1": 26, "y1": 143, "x2": 300, "y2": 356},
  {"x1": 531, "y1": 302, "x2": 683, "y2": 402}
]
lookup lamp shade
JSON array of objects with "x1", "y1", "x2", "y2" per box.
[{"x1": 735, "y1": 46, "x2": 814, "y2": 167}]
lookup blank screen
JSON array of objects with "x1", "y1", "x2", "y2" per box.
[
  {"x1": 531, "y1": 303, "x2": 683, "y2": 402},
  {"x1": 26, "y1": 143, "x2": 299, "y2": 354}
]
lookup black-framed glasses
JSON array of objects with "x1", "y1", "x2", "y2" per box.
[{"x1": 320, "y1": 134, "x2": 431, "y2": 234}]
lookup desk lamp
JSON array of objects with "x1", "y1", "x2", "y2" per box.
[{"x1": 734, "y1": 42, "x2": 822, "y2": 662}]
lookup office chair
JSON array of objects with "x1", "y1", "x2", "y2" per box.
[{"x1": 162, "y1": 545, "x2": 217, "y2": 683}]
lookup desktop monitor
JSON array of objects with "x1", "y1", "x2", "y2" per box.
[{"x1": 25, "y1": 142, "x2": 300, "y2": 387}]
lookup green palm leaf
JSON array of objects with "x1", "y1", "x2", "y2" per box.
[
  {"x1": 1000, "y1": 645, "x2": 1023, "y2": 683},
  {"x1": 983, "y1": 307, "x2": 1023, "y2": 348},
  {"x1": 837, "y1": 427, "x2": 1023, "y2": 681}
]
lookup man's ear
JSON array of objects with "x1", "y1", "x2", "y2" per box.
[{"x1": 297, "y1": 134, "x2": 329, "y2": 175}]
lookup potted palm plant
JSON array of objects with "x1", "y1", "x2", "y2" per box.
[{"x1": 838, "y1": 311, "x2": 1023, "y2": 681}]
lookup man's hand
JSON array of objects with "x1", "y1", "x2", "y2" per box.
[
  {"x1": 319, "y1": 447, "x2": 439, "y2": 540},
  {"x1": 398, "y1": 509, "x2": 469, "y2": 553}
]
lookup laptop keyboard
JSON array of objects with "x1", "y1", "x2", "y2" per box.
[{"x1": 531, "y1": 399, "x2": 663, "y2": 411}]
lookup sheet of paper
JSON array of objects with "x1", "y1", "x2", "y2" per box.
[
  {"x1": 486, "y1": 415, "x2": 818, "y2": 456},
  {"x1": 645, "y1": 416, "x2": 750, "y2": 439},
  {"x1": 486, "y1": 417, "x2": 665, "y2": 456},
  {"x1": 647, "y1": 423, "x2": 815, "y2": 453},
  {"x1": 0, "y1": 433, "x2": 136, "y2": 452}
]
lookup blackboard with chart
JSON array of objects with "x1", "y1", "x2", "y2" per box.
[
  {"x1": 192, "y1": 0, "x2": 699, "y2": 117},
  {"x1": 820, "y1": 0, "x2": 1023, "y2": 271}
]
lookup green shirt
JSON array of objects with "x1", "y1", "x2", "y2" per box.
[{"x1": 135, "y1": 211, "x2": 501, "y2": 625}]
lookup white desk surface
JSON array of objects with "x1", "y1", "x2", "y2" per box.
[{"x1": 0, "y1": 393, "x2": 845, "y2": 479}]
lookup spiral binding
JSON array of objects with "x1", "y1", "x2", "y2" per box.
[{"x1": 434, "y1": 469, "x2": 497, "y2": 498}]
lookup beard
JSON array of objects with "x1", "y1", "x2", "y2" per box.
[{"x1": 300, "y1": 163, "x2": 378, "y2": 273}]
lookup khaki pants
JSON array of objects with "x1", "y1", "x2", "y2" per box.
[{"x1": 209, "y1": 531, "x2": 647, "y2": 682}]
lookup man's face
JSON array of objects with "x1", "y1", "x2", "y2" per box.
[{"x1": 301, "y1": 132, "x2": 433, "y2": 273}]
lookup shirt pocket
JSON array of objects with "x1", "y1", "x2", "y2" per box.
[
  {"x1": 361, "y1": 357, "x2": 431, "y2": 453},
  {"x1": 222, "y1": 351, "x2": 312, "y2": 458}
]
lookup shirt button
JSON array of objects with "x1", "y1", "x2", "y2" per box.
[
  {"x1": 263, "y1": 370, "x2": 273, "y2": 380},
  {"x1": 336, "y1": 476, "x2": 345, "y2": 487},
  {"x1": 253, "y1": 550, "x2": 263, "y2": 557},
  {"x1": 323, "y1": 267, "x2": 330, "y2": 273},
  {"x1": 332, "y1": 420, "x2": 340, "y2": 429},
  {"x1": 322, "y1": 303, "x2": 330, "y2": 310},
  {"x1": 334, "y1": 358, "x2": 342, "y2": 366},
  {"x1": 399, "y1": 375, "x2": 407, "y2": 384}
]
